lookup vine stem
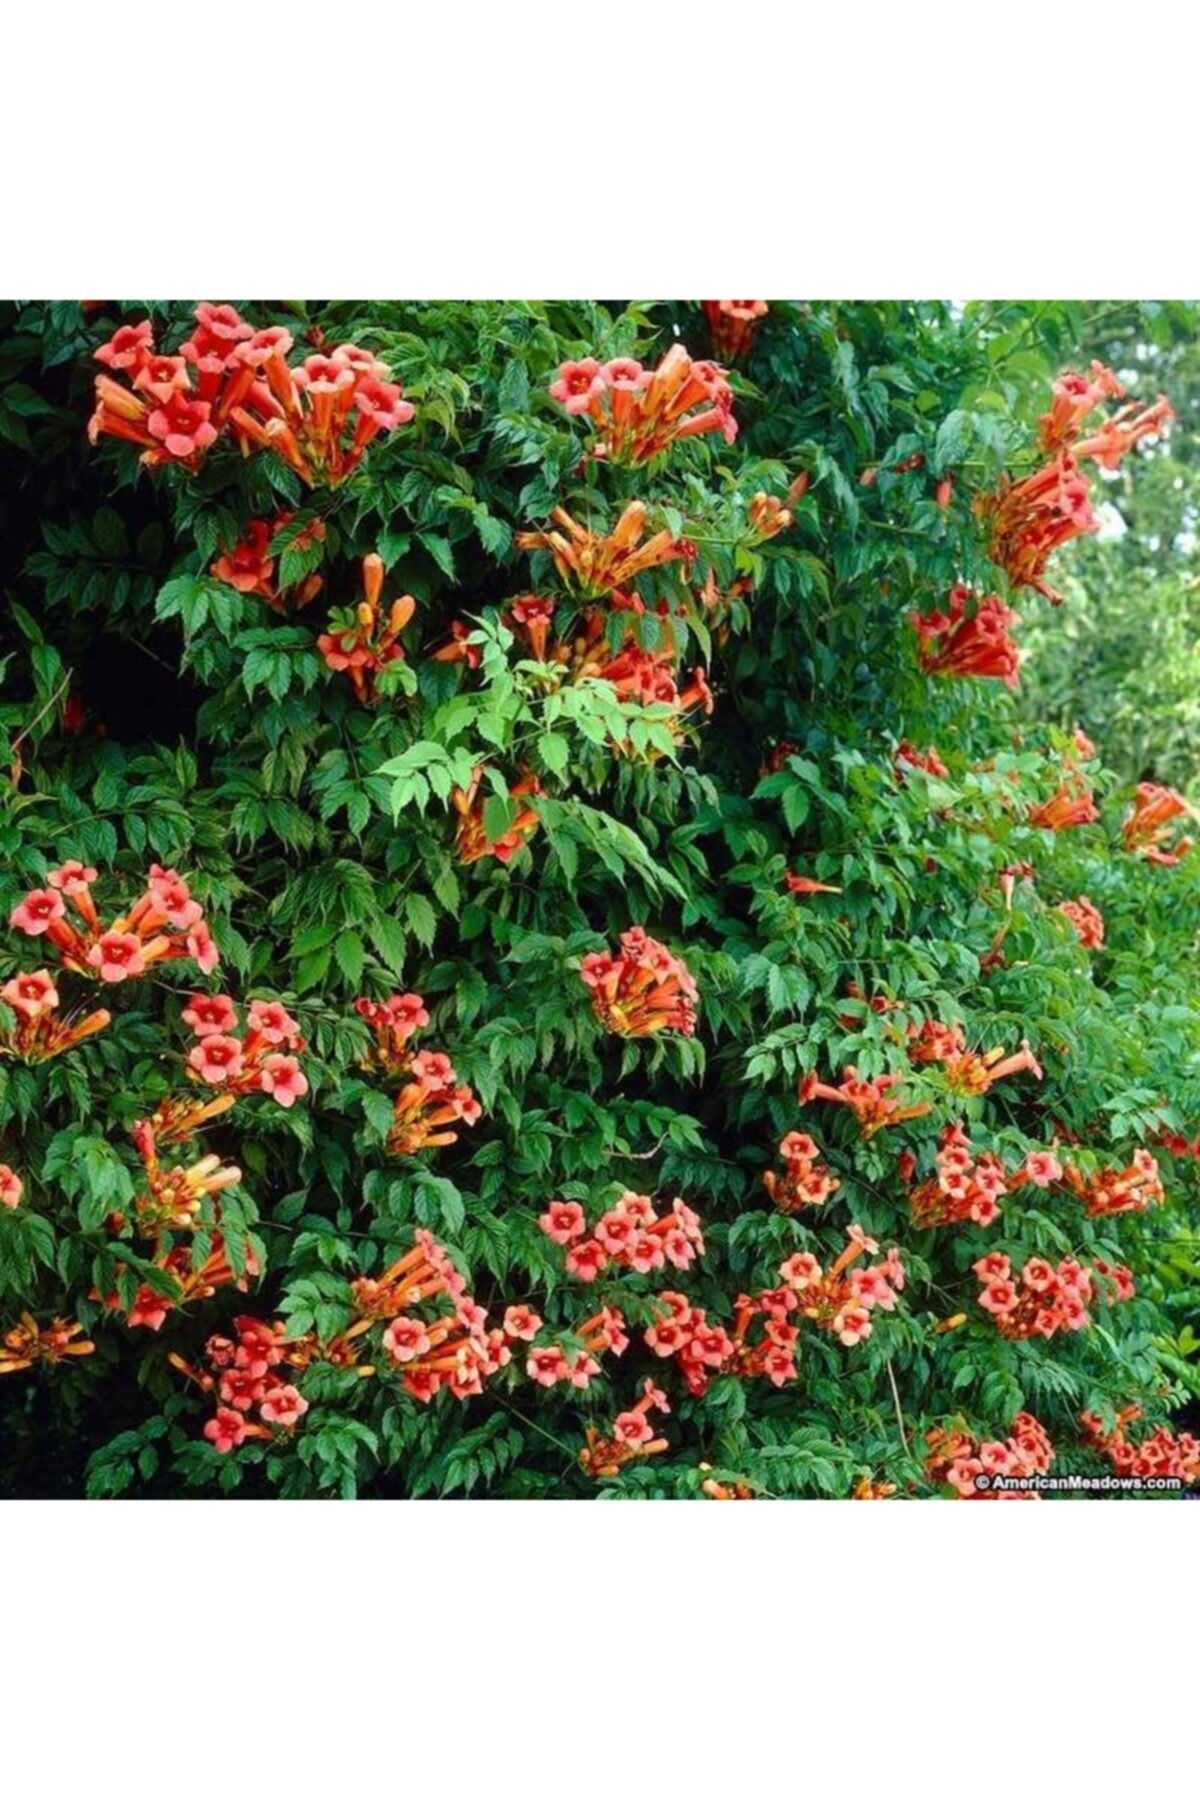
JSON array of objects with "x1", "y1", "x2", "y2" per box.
[
  {"x1": 9, "y1": 670, "x2": 72, "y2": 782},
  {"x1": 886, "y1": 1356, "x2": 910, "y2": 1454}
]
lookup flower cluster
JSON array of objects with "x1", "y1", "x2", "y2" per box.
[
  {"x1": 910, "y1": 585, "x2": 1022, "y2": 688},
  {"x1": 89, "y1": 306, "x2": 413, "y2": 484},
  {"x1": 9, "y1": 862, "x2": 219, "y2": 981},
  {"x1": 980, "y1": 363, "x2": 1171, "y2": 602},
  {"x1": 1062, "y1": 1149, "x2": 1164, "y2": 1219},
  {"x1": 78, "y1": 984, "x2": 306, "y2": 1338},
  {"x1": 389, "y1": 1054, "x2": 482, "y2": 1156},
  {"x1": 1122, "y1": 782, "x2": 1194, "y2": 865},
  {"x1": 973, "y1": 1250, "x2": 1132, "y2": 1338},
  {"x1": 549, "y1": 344, "x2": 736, "y2": 464},
  {"x1": 580, "y1": 634, "x2": 712, "y2": 735},
  {"x1": 907, "y1": 1123, "x2": 1009, "y2": 1229},
  {"x1": 538, "y1": 1190, "x2": 705, "y2": 1281},
  {"x1": 353, "y1": 991, "x2": 429, "y2": 1074},
  {"x1": 89, "y1": 313, "x2": 220, "y2": 467},
  {"x1": 211, "y1": 513, "x2": 326, "y2": 610},
  {"x1": 371, "y1": 1234, "x2": 507, "y2": 1403},
  {"x1": 508, "y1": 499, "x2": 717, "y2": 751},
  {"x1": 1036, "y1": 361, "x2": 1127, "y2": 454},
  {"x1": 516, "y1": 501, "x2": 680, "y2": 599},
  {"x1": 907, "y1": 1020, "x2": 1043, "y2": 1095},
  {"x1": 979, "y1": 458, "x2": 1098, "y2": 604},
  {"x1": 0, "y1": 1313, "x2": 94, "y2": 1376},
  {"x1": 580, "y1": 929, "x2": 698, "y2": 1038},
  {"x1": 190, "y1": 1319, "x2": 309, "y2": 1452},
  {"x1": 182, "y1": 995, "x2": 308, "y2": 1109},
  {"x1": 925, "y1": 1412, "x2": 1055, "y2": 1498},
  {"x1": 1058, "y1": 895, "x2": 1105, "y2": 948},
  {"x1": 0, "y1": 967, "x2": 110, "y2": 1065},
  {"x1": 106, "y1": 1234, "x2": 258, "y2": 1334},
  {"x1": 799, "y1": 1066, "x2": 931, "y2": 1137},
  {"x1": 523, "y1": 1308, "x2": 629, "y2": 1392},
  {"x1": 451, "y1": 767, "x2": 542, "y2": 865},
  {"x1": 893, "y1": 740, "x2": 948, "y2": 781},
  {"x1": 138, "y1": 996, "x2": 307, "y2": 1150},
  {"x1": 533, "y1": 591, "x2": 713, "y2": 753},
  {"x1": 317, "y1": 554, "x2": 416, "y2": 703},
  {"x1": 1080, "y1": 1406, "x2": 1200, "y2": 1482},
  {"x1": 128, "y1": 1117, "x2": 242, "y2": 1234},
  {"x1": 746, "y1": 489, "x2": 797, "y2": 543},
  {"x1": 1056, "y1": 383, "x2": 1174, "y2": 467},
  {"x1": 776, "y1": 1229, "x2": 906, "y2": 1349},
  {"x1": 1028, "y1": 767, "x2": 1099, "y2": 832},
  {"x1": 643, "y1": 1291, "x2": 744, "y2": 1393},
  {"x1": 354, "y1": 992, "x2": 480, "y2": 1157},
  {"x1": 702, "y1": 300, "x2": 768, "y2": 361},
  {"x1": 761, "y1": 1131, "x2": 840, "y2": 1213},
  {"x1": 171, "y1": 1232, "x2": 508, "y2": 1440},
  {"x1": 579, "y1": 1379, "x2": 671, "y2": 1478},
  {"x1": 645, "y1": 1228, "x2": 905, "y2": 1395}
]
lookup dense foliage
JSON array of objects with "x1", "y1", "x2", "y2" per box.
[{"x1": 1, "y1": 297, "x2": 1198, "y2": 1499}]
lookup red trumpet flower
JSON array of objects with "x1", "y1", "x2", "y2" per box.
[
  {"x1": 129, "y1": 1118, "x2": 242, "y2": 1234},
  {"x1": 702, "y1": 300, "x2": 768, "y2": 362},
  {"x1": 579, "y1": 1379, "x2": 672, "y2": 1478},
  {"x1": 1122, "y1": 782, "x2": 1194, "y2": 865},
  {"x1": 506, "y1": 595, "x2": 557, "y2": 662},
  {"x1": 906, "y1": 1123, "x2": 1009, "y2": 1229},
  {"x1": 580, "y1": 928, "x2": 698, "y2": 1039},
  {"x1": 8, "y1": 863, "x2": 218, "y2": 983},
  {"x1": 762, "y1": 1132, "x2": 840, "y2": 1213},
  {"x1": 799, "y1": 1066, "x2": 931, "y2": 1138},
  {"x1": 540, "y1": 1189, "x2": 705, "y2": 1281},
  {"x1": 386, "y1": 1050, "x2": 482, "y2": 1156},
  {"x1": 548, "y1": 344, "x2": 737, "y2": 465},
  {"x1": 516, "y1": 500, "x2": 681, "y2": 599},
  {"x1": 973, "y1": 1252, "x2": 1132, "y2": 1339},
  {"x1": 355, "y1": 991, "x2": 431, "y2": 1074},
  {"x1": 1058, "y1": 895, "x2": 1105, "y2": 948},
  {"x1": 1028, "y1": 770, "x2": 1099, "y2": 832},
  {"x1": 979, "y1": 363, "x2": 1171, "y2": 602},
  {"x1": 0, "y1": 965, "x2": 110, "y2": 1065},
  {"x1": 1062, "y1": 1149, "x2": 1164, "y2": 1219},
  {"x1": 452, "y1": 767, "x2": 542, "y2": 866},
  {"x1": 910, "y1": 585, "x2": 1022, "y2": 687},
  {"x1": 907, "y1": 1020, "x2": 1043, "y2": 1096},
  {"x1": 926, "y1": 1412, "x2": 1054, "y2": 1499},
  {"x1": 211, "y1": 512, "x2": 325, "y2": 611},
  {"x1": 0, "y1": 1313, "x2": 95, "y2": 1376},
  {"x1": 1081, "y1": 1406, "x2": 1200, "y2": 1482},
  {"x1": 89, "y1": 306, "x2": 413, "y2": 485},
  {"x1": 892, "y1": 740, "x2": 948, "y2": 781},
  {"x1": 317, "y1": 553, "x2": 416, "y2": 704}
]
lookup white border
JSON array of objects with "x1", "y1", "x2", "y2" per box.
[
  {"x1": 2, "y1": 4, "x2": 1197, "y2": 297},
  {"x1": 2, "y1": 1, "x2": 1197, "y2": 1774},
  {"x1": 3, "y1": 1499, "x2": 1194, "y2": 1786}
]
